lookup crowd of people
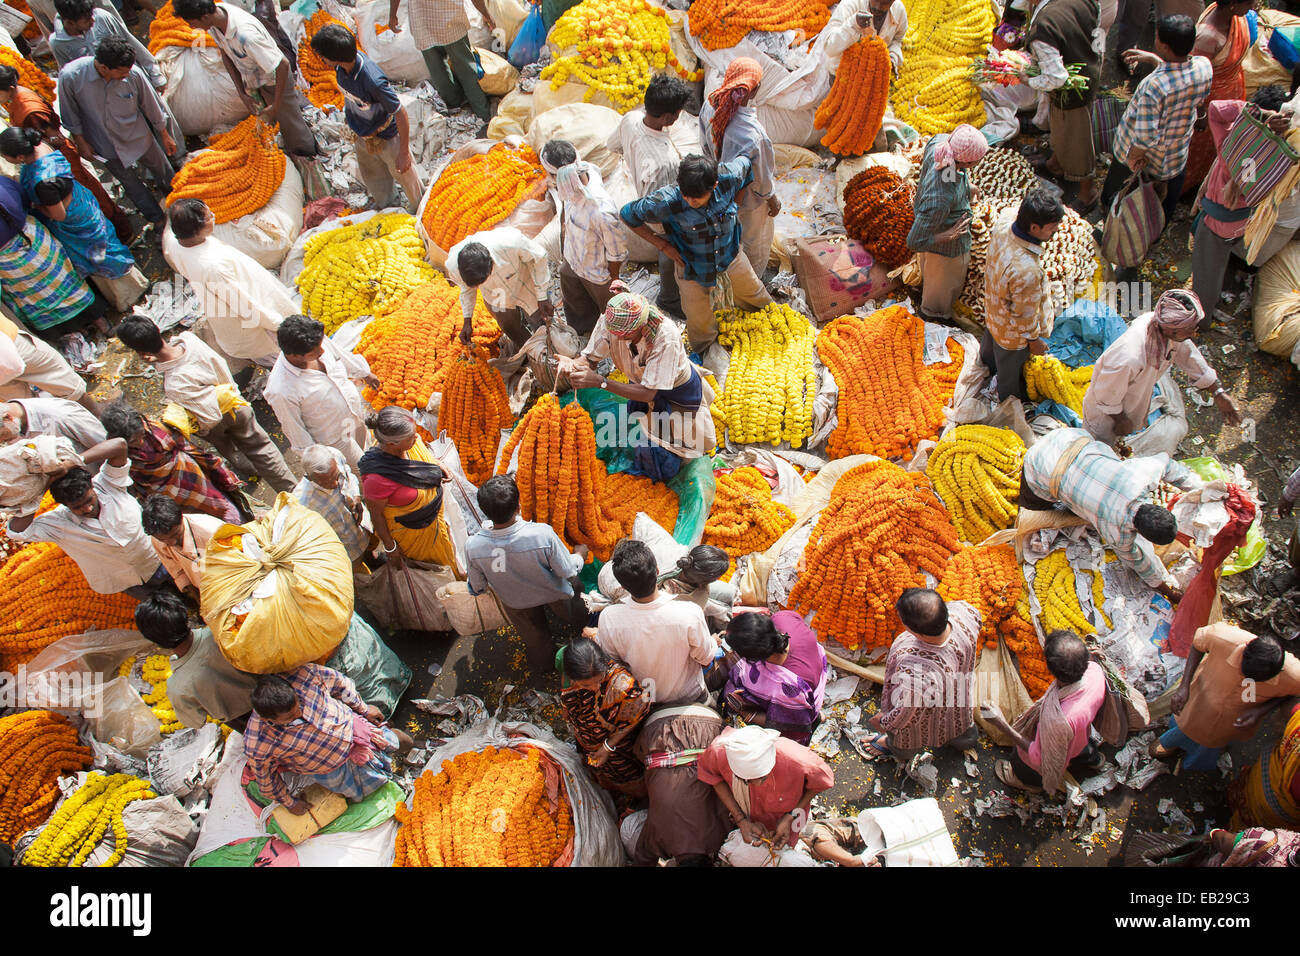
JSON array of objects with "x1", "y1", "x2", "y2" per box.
[{"x1": 0, "y1": 0, "x2": 1299, "y2": 867}]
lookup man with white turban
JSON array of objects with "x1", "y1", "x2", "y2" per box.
[{"x1": 1082, "y1": 289, "x2": 1240, "y2": 446}]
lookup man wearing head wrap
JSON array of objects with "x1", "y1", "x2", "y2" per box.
[
  {"x1": 906, "y1": 124, "x2": 988, "y2": 321},
  {"x1": 698, "y1": 57, "x2": 779, "y2": 278},
  {"x1": 696, "y1": 724, "x2": 833, "y2": 856},
  {"x1": 1082, "y1": 289, "x2": 1239, "y2": 446}
]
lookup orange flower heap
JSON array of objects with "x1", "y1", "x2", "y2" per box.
[
  {"x1": 299, "y1": 10, "x2": 346, "y2": 110},
  {"x1": 937, "y1": 544, "x2": 1037, "y2": 652},
  {"x1": 788, "y1": 460, "x2": 959, "y2": 652},
  {"x1": 0, "y1": 710, "x2": 93, "y2": 844},
  {"x1": 601, "y1": 472, "x2": 680, "y2": 536},
  {"x1": 165, "y1": 116, "x2": 287, "y2": 223},
  {"x1": 688, "y1": 0, "x2": 834, "y2": 49},
  {"x1": 147, "y1": 0, "x2": 212, "y2": 52},
  {"x1": 816, "y1": 306, "x2": 963, "y2": 461},
  {"x1": 439, "y1": 344, "x2": 513, "y2": 485},
  {"x1": 0, "y1": 46, "x2": 55, "y2": 103},
  {"x1": 422, "y1": 143, "x2": 545, "y2": 250},
  {"x1": 842, "y1": 166, "x2": 915, "y2": 268},
  {"x1": 393, "y1": 745, "x2": 575, "y2": 867},
  {"x1": 815, "y1": 36, "x2": 891, "y2": 156},
  {"x1": 703, "y1": 467, "x2": 795, "y2": 562}
]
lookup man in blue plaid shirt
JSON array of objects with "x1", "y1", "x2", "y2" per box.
[{"x1": 620, "y1": 154, "x2": 772, "y2": 353}]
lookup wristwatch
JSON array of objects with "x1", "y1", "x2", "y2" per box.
[{"x1": 599, "y1": 378, "x2": 609, "y2": 390}]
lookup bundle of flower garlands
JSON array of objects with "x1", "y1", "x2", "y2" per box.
[
  {"x1": 299, "y1": 9, "x2": 346, "y2": 110},
  {"x1": 788, "y1": 460, "x2": 960, "y2": 651},
  {"x1": 1039, "y1": 207, "x2": 1100, "y2": 315},
  {"x1": 1032, "y1": 549, "x2": 1110, "y2": 637},
  {"x1": 816, "y1": 306, "x2": 964, "y2": 461},
  {"x1": 937, "y1": 543, "x2": 1036, "y2": 649},
  {"x1": 542, "y1": 0, "x2": 704, "y2": 112},
  {"x1": 926, "y1": 424, "x2": 1025, "y2": 543},
  {"x1": 356, "y1": 277, "x2": 501, "y2": 412},
  {"x1": 422, "y1": 143, "x2": 545, "y2": 251},
  {"x1": 892, "y1": 0, "x2": 995, "y2": 135},
  {"x1": 703, "y1": 467, "x2": 795, "y2": 576},
  {"x1": 0, "y1": 543, "x2": 138, "y2": 672},
  {"x1": 147, "y1": 0, "x2": 210, "y2": 52},
  {"x1": 815, "y1": 36, "x2": 890, "y2": 156},
  {"x1": 439, "y1": 344, "x2": 513, "y2": 485},
  {"x1": 0, "y1": 45, "x2": 55, "y2": 102},
  {"x1": 1024, "y1": 355, "x2": 1092, "y2": 414},
  {"x1": 0, "y1": 710, "x2": 92, "y2": 845},
  {"x1": 22, "y1": 772, "x2": 155, "y2": 868},
  {"x1": 394, "y1": 745, "x2": 574, "y2": 867},
  {"x1": 715, "y1": 303, "x2": 816, "y2": 447},
  {"x1": 842, "y1": 166, "x2": 915, "y2": 269},
  {"x1": 602, "y1": 471, "x2": 680, "y2": 535},
  {"x1": 968, "y1": 148, "x2": 1037, "y2": 202},
  {"x1": 688, "y1": 0, "x2": 834, "y2": 49},
  {"x1": 165, "y1": 116, "x2": 286, "y2": 223},
  {"x1": 119, "y1": 654, "x2": 184, "y2": 735},
  {"x1": 297, "y1": 212, "x2": 436, "y2": 333}
]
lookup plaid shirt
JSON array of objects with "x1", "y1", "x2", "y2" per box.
[
  {"x1": 293, "y1": 450, "x2": 369, "y2": 562},
  {"x1": 242, "y1": 664, "x2": 369, "y2": 806},
  {"x1": 620, "y1": 156, "x2": 752, "y2": 287},
  {"x1": 1112, "y1": 56, "x2": 1214, "y2": 181},
  {"x1": 984, "y1": 213, "x2": 1053, "y2": 350},
  {"x1": 1022, "y1": 427, "x2": 1196, "y2": 587},
  {"x1": 559, "y1": 165, "x2": 629, "y2": 285}
]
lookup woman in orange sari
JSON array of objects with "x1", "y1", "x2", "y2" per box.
[{"x1": 1182, "y1": 0, "x2": 1253, "y2": 196}]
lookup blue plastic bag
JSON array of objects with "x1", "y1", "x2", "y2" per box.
[
  {"x1": 1247, "y1": 8, "x2": 1259, "y2": 46},
  {"x1": 508, "y1": 1, "x2": 547, "y2": 68}
]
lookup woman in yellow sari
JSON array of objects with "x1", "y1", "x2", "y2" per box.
[
  {"x1": 1230, "y1": 702, "x2": 1300, "y2": 829},
  {"x1": 358, "y1": 407, "x2": 461, "y2": 577}
]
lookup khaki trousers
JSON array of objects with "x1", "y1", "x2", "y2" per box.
[{"x1": 677, "y1": 253, "x2": 772, "y2": 352}]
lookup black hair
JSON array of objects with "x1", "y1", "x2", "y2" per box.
[
  {"x1": 33, "y1": 176, "x2": 74, "y2": 207},
  {"x1": 611, "y1": 538, "x2": 658, "y2": 599},
  {"x1": 172, "y1": 0, "x2": 217, "y2": 20},
  {"x1": 95, "y1": 36, "x2": 136, "y2": 69},
  {"x1": 140, "y1": 493, "x2": 183, "y2": 538},
  {"x1": 644, "y1": 73, "x2": 689, "y2": 118},
  {"x1": 456, "y1": 242, "x2": 493, "y2": 287},
  {"x1": 1252, "y1": 84, "x2": 1290, "y2": 113},
  {"x1": 277, "y1": 314, "x2": 325, "y2": 356},
  {"x1": 168, "y1": 198, "x2": 209, "y2": 241},
  {"x1": 251, "y1": 675, "x2": 298, "y2": 718},
  {"x1": 0, "y1": 65, "x2": 18, "y2": 91},
  {"x1": 1157, "y1": 14, "x2": 1197, "y2": 57},
  {"x1": 0, "y1": 126, "x2": 41, "y2": 160},
  {"x1": 477, "y1": 474, "x2": 519, "y2": 525},
  {"x1": 726, "y1": 613, "x2": 789, "y2": 661},
  {"x1": 54, "y1": 0, "x2": 95, "y2": 21},
  {"x1": 309, "y1": 22, "x2": 358, "y2": 62},
  {"x1": 134, "y1": 591, "x2": 191, "y2": 649},
  {"x1": 540, "y1": 139, "x2": 578, "y2": 170},
  {"x1": 896, "y1": 587, "x2": 949, "y2": 638},
  {"x1": 1242, "y1": 634, "x2": 1286, "y2": 681},
  {"x1": 1133, "y1": 504, "x2": 1178, "y2": 545},
  {"x1": 1043, "y1": 629, "x2": 1090, "y2": 684},
  {"x1": 675, "y1": 544, "x2": 730, "y2": 586},
  {"x1": 115, "y1": 314, "x2": 166, "y2": 354},
  {"x1": 677, "y1": 154, "x2": 718, "y2": 199},
  {"x1": 1015, "y1": 186, "x2": 1065, "y2": 232},
  {"x1": 562, "y1": 636, "x2": 613, "y2": 682},
  {"x1": 100, "y1": 401, "x2": 146, "y2": 441},
  {"x1": 49, "y1": 466, "x2": 93, "y2": 506}
]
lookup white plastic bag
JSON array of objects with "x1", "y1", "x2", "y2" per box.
[
  {"x1": 718, "y1": 827, "x2": 820, "y2": 866},
  {"x1": 525, "y1": 103, "x2": 624, "y2": 178},
  {"x1": 158, "y1": 45, "x2": 251, "y2": 137},
  {"x1": 355, "y1": 0, "x2": 431, "y2": 85},
  {"x1": 211, "y1": 162, "x2": 305, "y2": 270},
  {"x1": 857, "y1": 797, "x2": 959, "y2": 866},
  {"x1": 1125, "y1": 372, "x2": 1188, "y2": 458}
]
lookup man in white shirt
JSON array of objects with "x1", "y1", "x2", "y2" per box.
[
  {"x1": 0, "y1": 313, "x2": 97, "y2": 411},
  {"x1": 447, "y1": 226, "x2": 555, "y2": 355},
  {"x1": 0, "y1": 396, "x2": 106, "y2": 456},
  {"x1": 174, "y1": 0, "x2": 319, "y2": 158},
  {"x1": 8, "y1": 437, "x2": 168, "y2": 598},
  {"x1": 264, "y1": 314, "x2": 377, "y2": 472},
  {"x1": 820, "y1": 0, "x2": 908, "y2": 74},
  {"x1": 595, "y1": 539, "x2": 718, "y2": 707},
  {"x1": 163, "y1": 199, "x2": 297, "y2": 368}
]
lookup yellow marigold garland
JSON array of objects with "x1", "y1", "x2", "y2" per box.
[
  {"x1": 439, "y1": 344, "x2": 514, "y2": 485},
  {"x1": 815, "y1": 36, "x2": 891, "y2": 156},
  {"x1": 892, "y1": 0, "x2": 995, "y2": 135},
  {"x1": 926, "y1": 424, "x2": 1025, "y2": 543},
  {"x1": 1032, "y1": 549, "x2": 1111, "y2": 639},
  {"x1": 23, "y1": 772, "x2": 155, "y2": 868},
  {"x1": 421, "y1": 143, "x2": 545, "y2": 251},
  {"x1": 119, "y1": 654, "x2": 185, "y2": 735},
  {"x1": 165, "y1": 116, "x2": 287, "y2": 223},
  {"x1": 715, "y1": 303, "x2": 816, "y2": 448},
  {"x1": 0, "y1": 710, "x2": 92, "y2": 845},
  {"x1": 1024, "y1": 356, "x2": 1093, "y2": 415}
]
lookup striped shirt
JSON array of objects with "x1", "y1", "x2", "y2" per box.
[
  {"x1": 1112, "y1": 56, "x2": 1214, "y2": 181},
  {"x1": 405, "y1": 0, "x2": 471, "y2": 49},
  {"x1": 559, "y1": 169, "x2": 629, "y2": 285},
  {"x1": 293, "y1": 450, "x2": 370, "y2": 562}
]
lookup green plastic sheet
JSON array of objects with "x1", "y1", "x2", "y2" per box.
[{"x1": 1179, "y1": 456, "x2": 1266, "y2": 575}]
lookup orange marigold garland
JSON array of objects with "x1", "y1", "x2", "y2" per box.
[
  {"x1": 816, "y1": 306, "x2": 963, "y2": 461},
  {"x1": 439, "y1": 344, "x2": 513, "y2": 485},
  {"x1": 788, "y1": 459, "x2": 960, "y2": 652},
  {"x1": 299, "y1": 10, "x2": 346, "y2": 110},
  {"x1": 815, "y1": 36, "x2": 891, "y2": 156},
  {"x1": 0, "y1": 710, "x2": 93, "y2": 845},
  {"x1": 842, "y1": 165, "x2": 915, "y2": 268},
  {"x1": 601, "y1": 472, "x2": 680, "y2": 536},
  {"x1": 147, "y1": 0, "x2": 212, "y2": 52},
  {"x1": 422, "y1": 143, "x2": 545, "y2": 250},
  {"x1": 688, "y1": 0, "x2": 834, "y2": 50},
  {"x1": 937, "y1": 544, "x2": 1036, "y2": 649},
  {"x1": 703, "y1": 467, "x2": 795, "y2": 564},
  {"x1": 165, "y1": 116, "x2": 287, "y2": 223},
  {"x1": 0, "y1": 45, "x2": 55, "y2": 103}
]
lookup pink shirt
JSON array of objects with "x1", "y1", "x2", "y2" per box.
[
  {"x1": 152, "y1": 512, "x2": 224, "y2": 592},
  {"x1": 1020, "y1": 660, "x2": 1107, "y2": 771},
  {"x1": 1201, "y1": 100, "x2": 1251, "y2": 240}
]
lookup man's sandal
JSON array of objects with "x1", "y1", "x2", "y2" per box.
[
  {"x1": 994, "y1": 758, "x2": 1043, "y2": 794},
  {"x1": 861, "y1": 734, "x2": 893, "y2": 761}
]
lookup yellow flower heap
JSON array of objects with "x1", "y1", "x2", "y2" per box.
[
  {"x1": 120, "y1": 653, "x2": 184, "y2": 734},
  {"x1": 542, "y1": 0, "x2": 703, "y2": 112},
  {"x1": 1032, "y1": 550, "x2": 1111, "y2": 636},
  {"x1": 297, "y1": 213, "x2": 436, "y2": 333},
  {"x1": 24, "y1": 773, "x2": 155, "y2": 867},
  {"x1": 715, "y1": 303, "x2": 816, "y2": 447},
  {"x1": 1024, "y1": 356, "x2": 1093, "y2": 415},
  {"x1": 926, "y1": 424, "x2": 1025, "y2": 543},
  {"x1": 893, "y1": 0, "x2": 996, "y2": 134}
]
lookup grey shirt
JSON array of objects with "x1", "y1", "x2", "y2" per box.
[
  {"x1": 465, "y1": 520, "x2": 585, "y2": 610},
  {"x1": 56, "y1": 57, "x2": 173, "y2": 166},
  {"x1": 168, "y1": 627, "x2": 257, "y2": 728},
  {"x1": 50, "y1": 8, "x2": 165, "y2": 89}
]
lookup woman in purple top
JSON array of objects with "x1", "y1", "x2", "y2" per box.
[{"x1": 722, "y1": 610, "x2": 828, "y2": 744}]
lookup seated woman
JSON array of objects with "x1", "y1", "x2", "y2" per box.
[
  {"x1": 559, "y1": 637, "x2": 650, "y2": 798},
  {"x1": 563, "y1": 285, "x2": 715, "y2": 483},
  {"x1": 358, "y1": 406, "x2": 461, "y2": 575},
  {"x1": 661, "y1": 544, "x2": 733, "y2": 629},
  {"x1": 722, "y1": 610, "x2": 828, "y2": 745},
  {"x1": 100, "y1": 402, "x2": 244, "y2": 524}
]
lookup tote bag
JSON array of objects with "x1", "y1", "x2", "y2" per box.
[
  {"x1": 1221, "y1": 104, "x2": 1300, "y2": 206},
  {"x1": 1101, "y1": 174, "x2": 1165, "y2": 269}
]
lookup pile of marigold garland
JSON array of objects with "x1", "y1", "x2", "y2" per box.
[
  {"x1": 893, "y1": 0, "x2": 994, "y2": 134},
  {"x1": 688, "y1": 0, "x2": 834, "y2": 49},
  {"x1": 842, "y1": 166, "x2": 915, "y2": 268},
  {"x1": 299, "y1": 9, "x2": 346, "y2": 110},
  {"x1": 23, "y1": 772, "x2": 155, "y2": 867},
  {"x1": 422, "y1": 143, "x2": 545, "y2": 250},
  {"x1": 937, "y1": 544, "x2": 1036, "y2": 653},
  {"x1": 1024, "y1": 356, "x2": 1092, "y2": 415},
  {"x1": 542, "y1": 0, "x2": 703, "y2": 112},
  {"x1": 0, "y1": 45, "x2": 55, "y2": 102},
  {"x1": 148, "y1": 1, "x2": 211, "y2": 52},
  {"x1": 789, "y1": 460, "x2": 959, "y2": 651},
  {"x1": 0, "y1": 710, "x2": 92, "y2": 845},
  {"x1": 816, "y1": 306, "x2": 963, "y2": 460},
  {"x1": 439, "y1": 344, "x2": 513, "y2": 485},
  {"x1": 1032, "y1": 549, "x2": 1110, "y2": 638},
  {"x1": 703, "y1": 467, "x2": 795, "y2": 579},
  {"x1": 715, "y1": 303, "x2": 816, "y2": 447},
  {"x1": 394, "y1": 746, "x2": 574, "y2": 867},
  {"x1": 816, "y1": 36, "x2": 891, "y2": 155},
  {"x1": 926, "y1": 424, "x2": 1024, "y2": 543},
  {"x1": 165, "y1": 116, "x2": 286, "y2": 223},
  {"x1": 603, "y1": 472, "x2": 680, "y2": 534}
]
